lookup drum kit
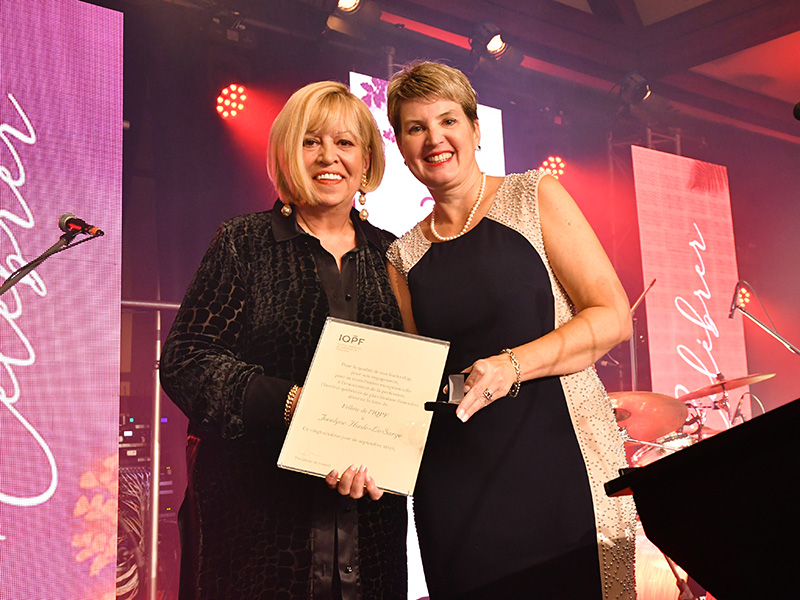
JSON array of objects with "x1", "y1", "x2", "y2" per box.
[
  {"x1": 610, "y1": 372, "x2": 774, "y2": 466},
  {"x1": 610, "y1": 372, "x2": 774, "y2": 600}
]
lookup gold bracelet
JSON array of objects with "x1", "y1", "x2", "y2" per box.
[
  {"x1": 501, "y1": 348, "x2": 521, "y2": 397},
  {"x1": 284, "y1": 385, "x2": 300, "y2": 426}
]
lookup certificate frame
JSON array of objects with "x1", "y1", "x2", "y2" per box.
[{"x1": 278, "y1": 317, "x2": 449, "y2": 495}]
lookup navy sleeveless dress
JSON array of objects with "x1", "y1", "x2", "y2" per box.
[{"x1": 388, "y1": 171, "x2": 636, "y2": 600}]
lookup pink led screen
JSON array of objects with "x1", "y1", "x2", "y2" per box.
[
  {"x1": 1, "y1": 1, "x2": 122, "y2": 598},
  {"x1": 632, "y1": 146, "x2": 748, "y2": 418}
]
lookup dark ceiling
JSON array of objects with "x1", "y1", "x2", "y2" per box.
[
  {"x1": 380, "y1": 0, "x2": 800, "y2": 143},
  {"x1": 143, "y1": 0, "x2": 800, "y2": 143}
]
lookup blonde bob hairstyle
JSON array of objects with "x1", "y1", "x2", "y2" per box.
[
  {"x1": 267, "y1": 81, "x2": 385, "y2": 207},
  {"x1": 387, "y1": 61, "x2": 479, "y2": 139}
]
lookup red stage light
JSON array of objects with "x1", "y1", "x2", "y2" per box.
[
  {"x1": 539, "y1": 156, "x2": 566, "y2": 179},
  {"x1": 737, "y1": 287, "x2": 751, "y2": 308},
  {"x1": 216, "y1": 83, "x2": 247, "y2": 119}
]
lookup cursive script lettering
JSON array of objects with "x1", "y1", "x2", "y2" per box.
[
  {"x1": 318, "y1": 413, "x2": 402, "y2": 439},
  {"x1": 1, "y1": 93, "x2": 58, "y2": 512},
  {"x1": 673, "y1": 223, "x2": 721, "y2": 397}
]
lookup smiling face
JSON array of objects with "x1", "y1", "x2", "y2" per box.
[
  {"x1": 396, "y1": 97, "x2": 480, "y2": 192},
  {"x1": 301, "y1": 117, "x2": 370, "y2": 210},
  {"x1": 267, "y1": 81, "x2": 384, "y2": 210}
]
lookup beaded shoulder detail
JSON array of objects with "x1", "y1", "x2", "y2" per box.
[
  {"x1": 486, "y1": 169, "x2": 542, "y2": 241},
  {"x1": 386, "y1": 221, "x2": 431, "y2": 282}
]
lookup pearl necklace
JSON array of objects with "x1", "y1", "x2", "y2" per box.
[{"x1": 429, "y1": 172, "x2": 487, "y2": 242}]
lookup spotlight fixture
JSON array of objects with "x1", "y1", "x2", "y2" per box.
[
  {"x1": 470, "y1": 21, "x2": 508, "y2": 60},
  {"x1": 337, "y1": 0, "x2": 362, "y2": 13},
  {"x1": 619, "y1": 72, "x2": 651, "y2": 105},
  {"x1": 327, "y1": 0, "x2": 380, "y2": 40},
  {"x1": 216, "y1": 83, "x2": 247, "y2": 120},
  {"x1": 208, "y1": 11, "x2": 258, "y2": 50},
  {"x1": 539, "y1": 156, "x2": 566, "y2": 180}
]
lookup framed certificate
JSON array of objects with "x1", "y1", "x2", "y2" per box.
[{"x1": 278, "y1": 318, "x2": 449, "y2": 495}]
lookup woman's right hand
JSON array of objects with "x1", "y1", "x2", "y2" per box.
[
  {"x1": 455, "y1": 353, "x2": 517, "y2": 422},
  {"x1": 325, "y1": 464, "x2": 384, "y2": 500}
]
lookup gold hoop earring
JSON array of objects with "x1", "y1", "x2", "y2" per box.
[
  {"x1": 358, "y1": 173, "x2": 369, "y2": 221},
  {"x1": 281, "y1": 203, "x2": 293, "y2": 217}
]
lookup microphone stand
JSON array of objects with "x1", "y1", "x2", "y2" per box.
[
  {"x1": 629, "y1": 278, "x2": 656, "y2": 391},
  {"x1": 733, "y1": 304, "x2": 800, "y2": 356},
  {"x1": 0, "y1": 230, "x2": 91, "y2": 297}
]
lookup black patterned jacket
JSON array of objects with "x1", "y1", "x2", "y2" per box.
[{"x1": 160, "y1": 201, "x2": 408, "y2": 600}]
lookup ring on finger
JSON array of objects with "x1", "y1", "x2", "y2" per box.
[{"x1": 482, "y1": 389, "x2": 493, "y2": 403}]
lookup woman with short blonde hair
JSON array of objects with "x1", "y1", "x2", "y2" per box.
[
  {"x1": 268, "y1": 80, "x2": 385, "y2": 208},
  {"x1": 387, "y1": 61, "x2": 479, "y2": 138},
  {"x1": 386, "y1": 61, "x2": 636, "y2": 600},
  {"x1": 163, "y1": 80, "x2": 407, "y2": 600}
]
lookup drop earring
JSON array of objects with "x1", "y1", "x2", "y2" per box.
[
  {"x1": 281, "y1": 203, "x2": 293, "y2": 217},
  {"x1": 358, "y1": 173, "x2": 369, "y2": 221}
]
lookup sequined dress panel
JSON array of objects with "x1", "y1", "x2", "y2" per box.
[{"x1": 387, "y1": 170, "x2": 636, "y2": 600}]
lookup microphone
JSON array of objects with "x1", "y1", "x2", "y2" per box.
[
  {"x1": 794, "y1": 102, "x2": 800, "y2": 121},
  {"x1": 58, "y1": 213, "x2": 104, "y2": 236},
  {"x1": 728, "y1": 281, "x2": 740, "y2": 318}
]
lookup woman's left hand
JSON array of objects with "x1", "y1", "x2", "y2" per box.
[
  {"x1": 325, "y1": 464, "x2": 384, "y2": 500},
  {"x1": 456, "y1": 354, "x2": 517, "y2": 423}
]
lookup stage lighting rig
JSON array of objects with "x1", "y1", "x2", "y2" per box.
[
  {"x1": 470, "y1": 21, "x2": 508, "y2": 60},
  {"x1": 208, "y1": 9, "x2": 258, "y2": 50},
  {"x1": 216, "y1": 83, "x2": 247, "y2": 119},
  {"x1": 613, "y1": 70, "x2": 679, "y2": 136},
  {"x1": 619, "y1": 71, "x2": 651, "y2": 106},
  {"x1": 326, "y1": 0, "x2": 380, "y2": 40},
  {"x1": 539, "y1": 156, "x2": 566, "y2": 180},
  {"x1": 202, "y1": 0, "x2": 339, "y2": 42},
  {"x1": 337, "y1": 0, "x2": 362, "y2": 13},
  {"x1": 467, "y1": 20, "x2": 522, "y2": 75}
]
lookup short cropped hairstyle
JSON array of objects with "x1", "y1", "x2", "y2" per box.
[
  {"x1": 267, "y1": 81, "x2": 385, "y2": 206},
  {"x1": 387, "y1": 61, "x2": 479, "y2": 139}
]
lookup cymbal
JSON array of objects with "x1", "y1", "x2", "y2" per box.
[
  {"x1": 609, "y1": 391, "x2": 688, "y2": 442},
  {"x1": 677, "y1": 373, "x2": 775, "y2": 402}
]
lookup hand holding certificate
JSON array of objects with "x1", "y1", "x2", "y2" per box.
[{"x1": 278, "y1": 318, "x2": 449, "y2": 495}]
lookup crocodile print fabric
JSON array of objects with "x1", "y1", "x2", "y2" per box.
[{"x1": 161, "y1": 202, "x2": 407, "y2": 600}]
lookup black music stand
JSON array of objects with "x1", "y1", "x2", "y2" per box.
[{"x1": 606, "y1": 398, "x2": 800, "y2": 599}]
